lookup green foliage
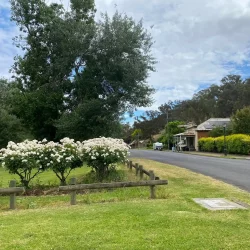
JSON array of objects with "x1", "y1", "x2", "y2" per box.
[
  {"x1": 232, "y1": 106, "x2": 250, "y2": 135},
  {"x1": 10, "y1": 0, "x2": 95, "y2": 140},
  {"x1": 0, "y1": 79, "x2": 32, "y2": 147},
  {"x1": 208, "y1": 125, "x2": 233, "y2": 137},
  {"x1": 56, "y1": 99, "x2": 122, "y2": 140},
  {"x1": 131, "y1": 129, "x2": 143, "y2": 139},
  {"x1": 0, "y1": 109, "x2": 32, "y2": 148},
  {"x1": 199, "y1": 134, "x2": 250, "y2": 155},
  {"x1": 198, "y1": 137, "x2": 216, "y2": 152},
  {"x1": 160, "y1": 121, "x2": 185, "y2": 147},
  {"x1": 81, "y1": 168, "x2": 126, "y2": 184},
  {"x1": 10, "y1": 1, "x2": 155, "y2": 140}
]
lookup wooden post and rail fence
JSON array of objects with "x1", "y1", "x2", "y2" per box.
[
  {"x1": 0, "y1": 160, "x2": 168, "y2": 208},
  {"x1": 0, "y1": 180, "x2": 25, "y2": 210},
  {"x1": 59, "y1": 160, "x2": 168, "y2": 205}
]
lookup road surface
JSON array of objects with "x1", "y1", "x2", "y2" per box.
[{"x1": 130, "y1": 150, "x2": 250, "y2": 192}]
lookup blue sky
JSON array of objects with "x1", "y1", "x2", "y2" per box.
[{"x1": 1, "y1": 0, "x2": 250, "y2": 125}]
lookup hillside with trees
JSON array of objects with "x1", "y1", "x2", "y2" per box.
[{"x1": 133, "y1": 75, "x2": 250, "y2": 143}]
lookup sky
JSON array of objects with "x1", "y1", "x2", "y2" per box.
[{"x1": 1, "y1": 0, "x2": 250, "y2": 123}]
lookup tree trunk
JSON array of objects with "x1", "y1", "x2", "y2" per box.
[
  {"x1": 60, "y1": 176, "x2": 67, "y2": 186},
  {"x1": 21, "y1": 179, "x2": 30, "y2": 189}
]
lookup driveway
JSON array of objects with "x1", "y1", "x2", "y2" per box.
[{"x1": 130, "y1": 149, "x2": 250, "y2": 192}]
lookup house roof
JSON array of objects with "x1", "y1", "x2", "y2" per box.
[
  {"x1": 174, "y1": 132, "x2": 195, "y2": 137},
  {"x1": 196, "y1": 118, "x2": 231, "y2": 131}
]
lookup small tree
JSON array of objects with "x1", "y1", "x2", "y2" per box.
[
  {"x1": 82, "y1": 137, "x2": 130, "y2": 180},
  {"x1": 232, "y1": 106, "x2": 250, "y2": 135},
  {"x1": 0, "y1": 138, "x2": 83, "y2": 187},
  {"x1": 160, "y1": 121, "x2": 185, "y2": 147},
  {"x1": 39, "y1": 138, "x2": 83, "y2": 185},
  {"x1": 0, "y1": 140, "x2": 46, "y2": 188}
]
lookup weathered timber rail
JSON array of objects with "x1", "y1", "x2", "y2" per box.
[
  {"x1": 59, "y1": 179, "x2": 168, "y2": 205},
  {"x1": 0, "y1": 180, "x2": 25, "y2": 209},
  {"x1": 59, "y1": 180, "x2": 168, "y2": 191}
]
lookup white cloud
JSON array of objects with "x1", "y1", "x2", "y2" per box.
[{"x1": 1, "y1": 0, "x2": 250, "y2": 109}]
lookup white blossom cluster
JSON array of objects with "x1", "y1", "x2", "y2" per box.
[
  {"x1": 0, "y1": 138, "x2": 83, "y2": 171},
  {"x1": 82, "y1": 137, "x2": 130, "y2": 169},
  {"x1": 0, "y1": 137, "x2": 130, "y2": 175},
  {"x1": 0, "y1": 139, "x2": 47, "y2": 170}
]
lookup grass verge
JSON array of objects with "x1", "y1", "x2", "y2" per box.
[{"x1": 0, "y1": 159, "x2": 250, "y2": 249}]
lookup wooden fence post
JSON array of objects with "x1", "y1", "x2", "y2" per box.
[
  {"x1": 149, "y1": 171, "x2": 156, "y2": 199},
  {"x1": 139, "y1": 165, "x2": 143, "y2": 179},
  {"x1": 129, "y1": 160, "x2": 132, "y2": 171},
  {"x1": 135, "y1": 163, "x2": 139, "y2": 176},
  {"x1": 9, "y1": 180, "x2": 16, "y2": 210},
  {"x1": 70, "y1": 178, "x2": 77, "y2": 205}
]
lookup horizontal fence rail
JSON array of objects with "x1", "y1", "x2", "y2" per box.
[
  {"x1": 60, "y1": 177, "x2": 168, "y2": 205},
  {"x1": 0, "y1": 187, "x2": 25, "y2": 195},
  {"x1": 0, "y1": 180, "x2": 25, "y2": 210},
  {"x1": 59, "y1": 180, "x2": 168, "y2": 191}
]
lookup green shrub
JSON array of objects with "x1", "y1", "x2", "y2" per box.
[{"x1": 198, "y1": 134, "x2": 250, "y2": 155}]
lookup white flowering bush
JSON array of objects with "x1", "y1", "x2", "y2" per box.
[
  {"x1": 40, "y1": 138, "x2": 83, "y2": 185},
  {"x1": 0, "y1": 139, "x2": 47, "y2": 188},
  {"x1": 82, "y1": 137, "x2": 130, "y2": 180},
  {"x1": 0, "y1": 138, "x2": 84, "y2": 188}
]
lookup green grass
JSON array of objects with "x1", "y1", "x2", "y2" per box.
[
  {"x1": 0, "y1": 165, "x2": 90, "y2": 188},
  {"x1": 1, "y1": 159, "x2": 250, "y2": 249}
]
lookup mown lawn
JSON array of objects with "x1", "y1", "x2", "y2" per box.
[
  {"x1": 0, "y1": 165, "x2": 90, "y2": 188},
  {"x1": 1, "y1": 158, "x2": 250, "y2": 249}
]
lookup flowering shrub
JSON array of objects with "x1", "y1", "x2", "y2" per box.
[
  {"x1": 0, "y1": 137, "x2": 130, "y2": 187},
  {"x1": 0, "y1": 139, "x2": 47, "y2": 188},
  {"x1": 82, "y1": 137, "x2": 130, "y2": 180},
  {"x1": 40, "y1": 138, "x2": 83, "y2": 185},
  {"x1": 0, "y1": 138, "x2": 84, "y2": 187}
]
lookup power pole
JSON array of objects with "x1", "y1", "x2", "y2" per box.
[{"x1": 166, "y1": 109, "x2": 170, "y2": 150}]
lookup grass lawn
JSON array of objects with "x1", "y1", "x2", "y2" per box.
[
  {"x1": 1, "y1": 158, "x2": 250, "y2": 249},
  {"x1": 0, "y1": 166, "x2": 90, "y2": 188}
]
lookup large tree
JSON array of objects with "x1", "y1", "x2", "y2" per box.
[
  {"x1": 10, "y1": 0, "x2": 155, "y2": 140},
  {"x1": 57, "y1": 11, "x2": 155, "y2": 139},
  {"x1": 10, "y1": 0, "x2": 96, "y2": 140}
]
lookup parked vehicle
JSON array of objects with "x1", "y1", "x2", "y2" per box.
[{"x1": 153, "y1": 142, "x2": 163, "y2": 151}]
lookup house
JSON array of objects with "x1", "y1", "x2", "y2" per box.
[
  {"x1": 174, "y1": 118, "x2": 231, "y2": 151},
  {"x1": 173, "y1": 123, "x2": 197, "y2": 151},
  {"x1": 194, "y1": 118, "x2": 231, "y2": 150}
]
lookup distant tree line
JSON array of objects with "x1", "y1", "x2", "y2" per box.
[{"x1": 133, "y1": 75, "x2": 250, "y2": 141}]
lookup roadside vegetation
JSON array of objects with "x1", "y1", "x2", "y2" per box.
[{"x1": 1, "y1": 159, "x2": 250, "y2": 249}]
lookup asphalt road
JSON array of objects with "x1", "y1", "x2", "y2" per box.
[{"x1": 130, "y1": 149, "x2": 250, "y2": 192}]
